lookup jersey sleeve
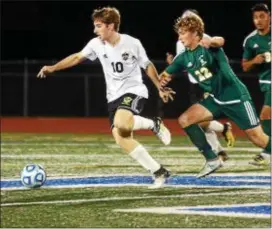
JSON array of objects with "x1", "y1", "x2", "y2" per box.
[
  {"x1": 81, "y1": 39, "x2": 98, "y2": 61},
  {"x1": 242, "y1": 38, "x2": 254, "y2": 60},
  {"x1": 136, "y1": 39, "x2": 151, "y2": 69},
  {"x1": 165, "y1": 54, "x2": 184, "y2": 75}
]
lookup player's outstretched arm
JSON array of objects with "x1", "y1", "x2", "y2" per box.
[
  {"x1": 37, "y1": 52, "x2": 87, "y2": 78},
  {"x1": 145, "y1": 63, "x2": 175, "y2": 103}
]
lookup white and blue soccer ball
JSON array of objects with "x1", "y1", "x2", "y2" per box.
[{"x1": 21, "y1": 164, "x2": 47, "y2": 188}]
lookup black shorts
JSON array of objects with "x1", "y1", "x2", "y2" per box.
[
  {"x1": 189, "y1": 83, "x2": 205, "y2": 105},
  {"x1": 108, "y1": 93, "x2": 147, "y2": 128}
]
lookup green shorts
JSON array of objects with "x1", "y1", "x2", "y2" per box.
[
  {"x1": 264, "y1": 91, "x2": 271, "y2": 107},
  {"x1": 199, "y1": 96, "x2": 260, "y2": 130}
]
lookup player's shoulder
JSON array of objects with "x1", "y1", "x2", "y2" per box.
[
  {"x1": 86, "y1": 37, "x2": 104, "y2": 47},
  {"x1": 243, "y1": 30, "x2": 258, "y2": 47},
  {"x1": 121, "y1": 34, "x2": 142, "y2": 45}
]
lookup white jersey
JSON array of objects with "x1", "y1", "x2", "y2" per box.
[
  {"x1": 81, "y1": 34, "x2": 150, "y2": 102},
  {"x1": 176, "y1": 33, "x2": 211, "y2": 84}
]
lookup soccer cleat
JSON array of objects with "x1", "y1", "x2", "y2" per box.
[
  {"x1": 218, "y1": 151, "x2": 229, "y2": 162},
  {"x1": 197, "y1": 157, "x2": 224, "y2": 178},
  {"x1": 222, "y1": 122, "x2": 235, "y2": 147},
  {"x1": 148, "y1": 166, "x2": 171, "y2": 189},
  {"x1": 249, "y1": 154, "x2": 270, "y2": 166},
  {"x1": 152, "y1": 117, "x2": 171, "y2": 145}
]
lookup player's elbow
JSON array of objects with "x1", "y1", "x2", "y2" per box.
[
  {"x1": 219, "y1": 37, "x2": 225, "y2": 46},
  {"x1": 215, "y1": 37, "x2": 225, "y2": 47},
  {"x1": 74, "y1": 52, "x2": 86, "y2": 63}
]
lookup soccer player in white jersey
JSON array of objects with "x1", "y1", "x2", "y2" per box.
[
  {"x1": 165, "y1": 9, "x2": 235, "y2": 162},
  {"x1": 37, "y1": 7, "x2": 175, "y2": 188}
]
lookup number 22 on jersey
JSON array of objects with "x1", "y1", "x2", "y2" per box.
[{"x1": 194, "y1": 67, "x2": 213, "y2": 82}]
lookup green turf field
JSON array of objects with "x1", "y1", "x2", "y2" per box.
[{"x1": 1, "y1": 133, "x2": 271, "y2": 228}]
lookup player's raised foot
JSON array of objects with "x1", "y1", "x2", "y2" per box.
[
  {"x1": 222, "y1": 122, "x2": 235, "y2": 147},
  {"x1": 249, "y1": 153, "x2": 270, "y2": 166},
  {"x1": 152, "y1": 117, "x2": 171, "y2": 145},
  {"x1": 148, "y1": 166, "x2": 171, "y2": 189},
  {"x1": 218, "y1": 151, "x2": 229, "y2": 162},
  {"x1": 197, "y1": 157, "x2": 224, "y2": 178}
]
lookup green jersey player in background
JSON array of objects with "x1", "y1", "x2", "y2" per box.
[
  {"x1": 166, "y1": 9, "x2": 234, "y2": 163},
  {"x1": 242, "y1": 3, "x2": 271, "y2": 166},
  {"x1": 160, "y1": 13, "x2": 271, "y2": 178}
]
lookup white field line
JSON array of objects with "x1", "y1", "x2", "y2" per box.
[
  {"x1": 1, "y1": 190, "x2": 269, "y2": 207},
  {"x1": 115, "y1": 203, "x2": 271, "y2": 219},
  {"x1": 1, "y1": 161, "x2": 267, "y2": 168},
  {"x1": 0, "y1": 153, "x2": 260, "y2": 159},
  {"x1": 1, "y1": 143, "x2": 261, "y2": 152}
]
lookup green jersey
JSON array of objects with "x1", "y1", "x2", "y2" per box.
[
  {"x1": 166, "y1": 45, "x2": 251, "y2": 105},
  {"x1": 243, "y1": 29, "x2": 271, "y2": 92}
]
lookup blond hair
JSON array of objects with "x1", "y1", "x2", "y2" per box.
[
  {"x1": 92, "y1": 7, "x2": 121, "y2": 31},
  {"x1": 174, "y1": 14, "x2": 204, "y2": 39}
]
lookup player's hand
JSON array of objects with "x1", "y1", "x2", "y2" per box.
[
  {"x1": 199, "y1": 37, "x2": 211, "y2": 48},
  {"x1": 253, "y1": 54, "x2": 265, "y2": 64},
  {"x1": 160, "y1": 75, "x2": 172, "y2": 88},
  {"x1": 159, "y1": 87, "x2": 176, "y2": 103},
  {"x1": 166, "y1": 52, "x2": 174, "y2": 65},
  {"x1": 37, "y1": 66, "x2": 55, "y2": 78}
]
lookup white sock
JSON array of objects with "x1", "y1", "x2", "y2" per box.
[
  {"x1": 261, "y1": 152, "x2": 271, "y2": 160},
  {"x1": 129, "y1": 145, "x2": 160, "y2": 173},
  {"x1": 207, "y1": 121, "x2": 224, "y2": 133},
  {"x1": 205, "y1": 131, "x2": 224, "y2": 153},
  {"x1": 133, "y1": 115, "x2": 154, "y2": 131}
]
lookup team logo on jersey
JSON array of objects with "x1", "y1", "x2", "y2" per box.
[
  {"x1": 122, "y1": 96, "x2": 133, "y2": 106},
  {"x1": 187, "y1": 62, "x2": 193, "y2": 68},
  {"x1": 103, "y1": 54, "x2": 108, "y2": 58},
  {"x1": 253, "y1": 43, "x2": 259, "y2": 48},
  {"x1": 198, "y1": 55, "x2": 207, "y2": 66},
  {"x1": 122, "y1": 52, "x2": 129, "y2": 61}
]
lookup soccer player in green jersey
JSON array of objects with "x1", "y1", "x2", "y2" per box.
[
  {"x1": 160, "y1": 13, "x2": 271, "y2": 178},
  {"x1": 242, "y1": 3, "x2": 271, "y2": 166}
]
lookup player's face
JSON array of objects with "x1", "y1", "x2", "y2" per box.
[
  {"x1": 178, "y1": 28, "x2": 196, "y2": 48},
  {"x1": 93, "y1": 20, "x2": 113, "y2": 41},
  {"x1": 253, "y1": 11, "x2": 270, "y2": 31}
]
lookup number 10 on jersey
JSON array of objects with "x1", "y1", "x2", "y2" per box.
[{"x1": 111, "y1": 62, "x2": 124, "y2": 73}]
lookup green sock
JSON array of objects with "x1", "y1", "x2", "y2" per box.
[
  {"x1": 261, "y1": 119, "x2": 271, "y2": 136},
  {"x1": 264, "y1": 137, "x2": 271, "y2": 154},
  {"x1": 184, "y1": 124, "x2": 217, "y2": 160}
]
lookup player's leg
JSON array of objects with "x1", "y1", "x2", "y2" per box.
[
  {"x1": 223, "y1": 99, "x2": 271, "y2": 165},
  {"x1": 110, "y1": 94, "x2": 170, "y2": 188},
  {"x1": 133, "y1": 115, "x2": 171, "y2": 145},
  {"x1": 200, "y1": 121, "x2": 229, "y2": 161},
  {"x1": 205, "y1": 121, "x2": 235, "y2": 147},
  {"x1": 178, "y1": 96, "x2": 224, "y2": 177},
  {"x1": 251, "y1": 91, "x2": 271, "y2": 165}
]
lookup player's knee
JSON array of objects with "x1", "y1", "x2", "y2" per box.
[
  {"x1": 178, "y1": 114, "x2": 190, "y2": 128},
  {"x1": 112, "y1": 127, "x2": 131, "y2": 145},
  {"x1": 246, "y1": 127, "x2": 268, "y2": 148},
  {"x1": 112, "y1": 128, "x2": 121, "y2": 145}
]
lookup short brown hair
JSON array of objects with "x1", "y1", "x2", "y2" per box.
[
  {"x1": 92, "y1": 7, "x2": 121, "y2": 31},
  {"x1": 174, "y1": 14, "x2": 204, "y2": 39}
]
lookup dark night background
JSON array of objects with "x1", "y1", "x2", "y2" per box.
[{"x1": 1, "y1": 0, "x2": 271, "y2": 118}]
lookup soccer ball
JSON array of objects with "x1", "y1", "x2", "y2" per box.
[{"x1": 21, "y1": 164, "x2": 47, "y2": 188}]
